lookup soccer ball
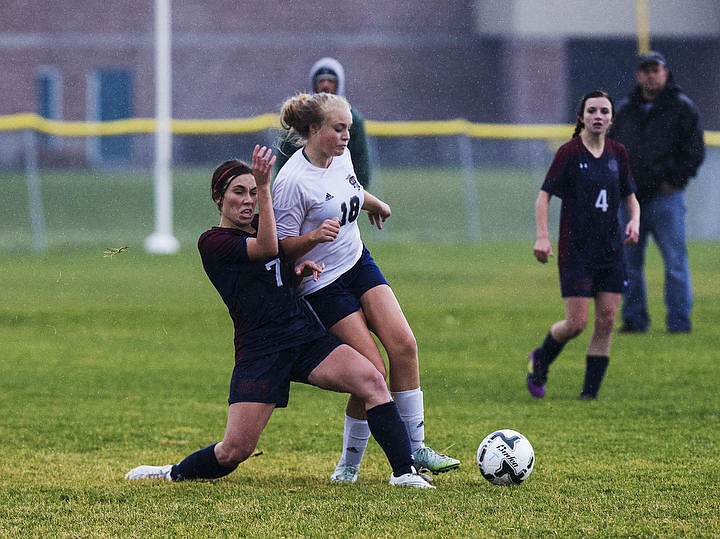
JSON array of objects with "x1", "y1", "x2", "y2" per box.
[{"x1": 476, "y1": 429, "x2": 535, "y2": 486}]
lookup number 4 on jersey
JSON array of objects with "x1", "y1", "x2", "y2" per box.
[{"x1": 595, "y1": 188, "x2": 608, "y2": 212}]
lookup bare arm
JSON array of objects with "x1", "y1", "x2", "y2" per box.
[
  {"x1": 363, "y1": 191, "x2": 391, "y2": 230},
  {"x1": 278, "y1": 191, "x2": 391, "y2": 259},
  {"x1": 245, "y1": 145, "x2": 278, "y2": 261},
  {"x1": 278, "y1": 218, "x2": 341, "y2": 261},
  {"x1": 533, "y1": 190, "x2": 553, "y2": 263},
  {"x1": 623, "y1": 193, "x2": 640, "y2": 245}
]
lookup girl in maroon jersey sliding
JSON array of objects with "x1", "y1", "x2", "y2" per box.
[{"x1": 124, "y1": 145, "x2": 433, "y2": 488}]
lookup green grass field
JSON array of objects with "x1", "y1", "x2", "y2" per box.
[
  {"x1": 0, "y1": 166, "x2": 549, "y2": 251},
  {"x1": 1, "y1": 239, "x2": 718, "y2": 537}
]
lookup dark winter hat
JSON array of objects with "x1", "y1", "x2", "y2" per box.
[
  {"x1": 314, "y1": 67, "x2": 338, "y2": 82},
  {"x1": 636, "y1": 51, "x2": 667, "y2": 69}
]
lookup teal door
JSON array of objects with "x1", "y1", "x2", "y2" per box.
[{"x1": 96, "y1": 69, "x2": 133, "y2": 163}]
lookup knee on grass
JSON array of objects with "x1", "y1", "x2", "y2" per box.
[{"x1": 216, "y1": 441, "x2": 258, "y2": 468}]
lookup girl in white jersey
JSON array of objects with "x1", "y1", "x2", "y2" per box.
[{"x1": 273, "y1": 93, "x2": 459, "y2": 483}]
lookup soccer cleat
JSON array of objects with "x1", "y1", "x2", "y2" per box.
[
  {"x1": 412, "y1": 446, "x2": 460, "y2": 474},
  {"x1": 124, "y1": 464, "x2": 173, "y2": 481},
  {"x1": 389, "y1": 466, "x2": 436, "y2": 489},
  {"x1": 526, "y1": 348, "x2": 546, "y2": 398},
  {"x1": 578, "y1": 392, "x2": 597, "y2": 400},
  {"x1": 330, "y1": 464, "x2": 360, "y2": 483},
  {"x1": 618, "y1": 323, "x2": 647, "y2": 334}
]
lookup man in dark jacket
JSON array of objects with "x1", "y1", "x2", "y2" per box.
[
  {"x1": 275, "y1": 57, "x2": 372, "y2": 188},
  {"x1": 609, "y1": 51, "x2": 705, "y2": 333}
]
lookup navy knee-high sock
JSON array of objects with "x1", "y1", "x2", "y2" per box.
[
  {"x1": 538, "y1": 332, "x2": 565, "y2": 367},
  {"x1": 170, "y1": 443, "x2": 238, "y2": 481},
  {"x1": 366, "y1": 401, "x2": 414, "y2": 477},
  {"x1": 532, "y1": 332, "x2": 565, "y2": 384},
  {"x1": 582, "y1": 355, "x2": 609, "y2": 397}
]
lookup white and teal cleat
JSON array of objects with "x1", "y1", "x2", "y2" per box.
[
  {"x1": 412, "y1": 446, "x2": 460, "y2": 474},
  {"x1": 330, "y1": 464, "x2": 360, "y2": 483}
]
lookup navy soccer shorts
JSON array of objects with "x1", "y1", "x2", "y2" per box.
[
  {"x1": 228, "y1": 333, "x2": 342, "y2": 407},
  {"x1": 305, "y1": 245, "x2": 389, "y2": 330},
  {"x1": 560, "y1": 260, "x2": 626, "y2": 298}
]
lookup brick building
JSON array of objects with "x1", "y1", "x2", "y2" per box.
[{"x1": 1, "y1": 0, "x2": 718, "y2": 166}]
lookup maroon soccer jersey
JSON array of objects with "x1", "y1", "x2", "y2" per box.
[
  {"x1": 198, "y1": 225, "x2": 326, "y2": 362},
  {"x1": 542, "y1": 137, "x2": 636, "y2": 269}
]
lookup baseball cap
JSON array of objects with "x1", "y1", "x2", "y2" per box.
[
  {"x1": 636, "y1": 51, "x2": 667, "y2": 69},
  {"x1": 314, "y1": 67, "x2": 338, "y2": 82}
]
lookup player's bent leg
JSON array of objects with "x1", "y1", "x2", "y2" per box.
[
  {"x1": 328, "y1": 310, "x2": 387, "y2": 377},
  {"x1": 216, "y1": 402, "x2": 275, "y2": 467},
  {"x1": 361, "y1": 286, "x2": 460, "y2": 474},
  {"x1": 552, "y1": 297, "x2": 590, "y2": 341},
  {"x1": 308, "y1": 344, "x2": 391, "y2": 409},
  {"x1": 360, "y1": 285, "x2": 420, "y2": 390},
  {"x1": 149, "y1": 402, "x2": 275, "y2": 482},
  {"x1": 126, "y1": 444, "x2": 240, "y2": 482},
  {"x1": 312, "y1": 353, "x2": 433, "y2": 488}
]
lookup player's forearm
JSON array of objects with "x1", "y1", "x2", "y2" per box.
[
  {"x1": 535, "y1": 192, "x2": 550, "y2": 240},
  {"x1": 278, "y1": 234, "x2": 316, "y2": 261},
  {"x1": 362, "y1": 192, "x2": 383, "y2": 212},
  {"x1": 625, "y1": 194, "x2": 640, "y2": 223},
  {"x1": 254, "y1": 187, "x2": 278, "y2": 257}
]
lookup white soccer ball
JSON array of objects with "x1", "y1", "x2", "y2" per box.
[{"x1": 476, "y1": 429, "x2": 535, "y2": 486}]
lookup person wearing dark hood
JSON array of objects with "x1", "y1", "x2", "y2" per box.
[
  {"x1": 609, "y1": 51, "x2": 705, "y2": 334},
  {"x1": 275, "y1": 57, "x2": 372, "y2": 188}
]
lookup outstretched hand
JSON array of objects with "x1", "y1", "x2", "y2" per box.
[
  {"x1": 295, "y1": 260, "x2": 325, "y2": 281},
  {"x1": 251, "y1": 145, "x2": 276, "y2": 188},
  {"x1": 366, "y1": 201, "x2": 391, "y2": 230}
]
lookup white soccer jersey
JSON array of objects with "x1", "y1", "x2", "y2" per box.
[{"x1": 273, "y1": 148, "x2": 365, "y2": 296}]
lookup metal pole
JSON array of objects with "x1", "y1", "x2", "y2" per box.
[
  {"x1": 459, "y1": 134, "x2": 480, "y2": 241},
  {"x1": 24, "y1": 130, "x2": 47, "y2": 252},
  {"x1": 145, "y1": 0, "x2": 179, "y2": 254},
  {"x1": 636, "y1": 0, "x2": 650, "y2": 54}
]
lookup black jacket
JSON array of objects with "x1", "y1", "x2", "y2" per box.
[{"x1": 609, "y1": 80, "x2": 705, "y2": 202}]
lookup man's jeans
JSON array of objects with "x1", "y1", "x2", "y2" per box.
[{"x1": 620, "y1": 191, "x2": 693, "y2": 332}]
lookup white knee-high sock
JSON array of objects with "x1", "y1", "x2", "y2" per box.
[
  {"x1": 337, "y1": 415, "x2": 370, "y2": 468},
  {"x1": 392, "y1": 387, "x2": 425, "y2": 453}
]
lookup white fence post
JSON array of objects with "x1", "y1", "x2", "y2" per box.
[
  {"x1": 144, "y1": 0, "x2": 179, "y2": 254},
  {"x1": 24, "y1": 130, "x2": 47, "y2": 252}
]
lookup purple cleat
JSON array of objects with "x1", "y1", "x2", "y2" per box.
[{"x1": 526, "y1": 349, "x2": 546, "y2": 398}]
